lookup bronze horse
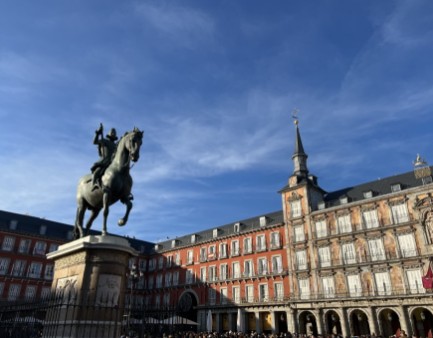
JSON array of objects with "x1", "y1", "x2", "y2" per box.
[{"x1": 74, "y1": 127, "x2": 144, "y2": 238}]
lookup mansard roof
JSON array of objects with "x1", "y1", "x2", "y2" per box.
[{"x1": 323, "y1": 167, "x2": 430, "y2": 208}]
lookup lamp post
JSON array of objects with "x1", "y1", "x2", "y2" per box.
[{"x1": 126, "y1": 263, "x2": 143, "y2": 338}]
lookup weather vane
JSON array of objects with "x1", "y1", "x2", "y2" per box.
[{"x1": 292, "y1": 108, "x2": 299, "y2": 125}]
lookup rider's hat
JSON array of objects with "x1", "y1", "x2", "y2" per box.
[{"x1": 106, "y1": 128, "x2": 118, "y2": 141}]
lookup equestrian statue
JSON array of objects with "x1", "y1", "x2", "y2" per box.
[{"x1": 74, "y1": 124, "x2": 144, "y2": 238}]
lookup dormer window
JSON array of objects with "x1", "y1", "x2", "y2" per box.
[
  {"x1": 171, "y1": 239, "x2": 178, "y2": 248},
  {"x1": 318, "y1": 201, "x2": 326, "y2": 210},
  {"x1": 340, "y1": 196, "x2": 349, "y2": 204},
  {"x1": 213, "y1": 229, "x2": 220, "y2": 238},
  {"x1": 191, "y1": 234, "x2": 198, "y2": 243},
  {"x1": 40, "y1": 225, "x2": 47, "y2": 235},
  {"x1": 9, "y1": 220, "x2": 18, "y2": 230},
  {"x1": 155, "y1": 244, "x2": 162, "y2": 251},
  {"x1": 363, "y1": 190, "x2": 373, "y2": 199},
  {"x1": 391, "y1": 183, "x2": 402, "y2": 193},
  {"x1": 234, "y1": 223, "x2": 240, "y2": 233},
  {"x1": 259, "y1": 217, "x2": 267, "y2": 227}
]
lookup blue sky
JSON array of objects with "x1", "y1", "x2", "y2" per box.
[{"x1": 1, "y1": 1, "x2": 433, "y2": 242}]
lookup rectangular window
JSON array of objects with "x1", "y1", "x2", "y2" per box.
[
  {"x1": 148, "y1": 276, "x2": 154, "y2": 289},
  {"x1": 48, "y1": 243, "x2": 59, "y2": 253},
  {"x1": 391, "y1": 203, "x2": 409, "y2": 224},
  {"x1": 374, "y1": 271, "x2": 391, "y2": 295},
  {"x1": 244, "y1": 260, "x2": 253, "y2": 277},
  {"x1": 208, "y1": 245, "x2": 216, "y2": 260},
  {"x1": 219, "y1": 243, "x2": 227, "y2": 258},
  {"x1": 398, "y1": 233, "x2": 417, "y2": 257},
  {"x1": 175, "y1": 253, "x2": 180, "y2": 266},
  {"x1": 186, "y1": 269, "x2": 194, "y2": 284},
  {"x1": 274, "y1": 282, "x2": 284, "y2": 301},
  {"x1": 296, "y1": 250, "x2": 307, "y2": 270},
  {"x1": 8, "y1": 284, "x2": 21, "y2": 301},
  {"x1": 0, "y1": 282, "x2": 4, "y2": 299},
  {"x1": 232, "y1": 262, "x2": 240, "y2": 279},
  {"x1": 406, "y1": 269, "x2": 425, "y2": 294},
  {"x1": 165, "y1": 272, "x2": 172, "y2": 287},
  {"x1": 33, "y1": 241, "x2": 47, "y2": 255},
  {"x1": 156, "y1": 274, "x2": 163, "y2": 288},
  {"x1": 167, "y1": 255, "x2": 173, "y2": 268},
  {"x1": 209, "y1": 288, "x2": 216, "y2": 305},
  {"x1": 44, "y1": 264, "x2": 54, "y2": 280},
  {"x1": 322, "y1": 276, "x2": 335, "y2": 298},
  {"x1": 28, "y1": 262, "x2": 43, "y2": 278},
  {"x1": 318, "y1": 246, "x2": 331, "y2": 267},
  {"x1": 256, "y1": 235, "x2": 266, "y2": 251},
  {"x1": 173, "y1": 271, "x2": 179, "y2": 286},
  {"x1": 148, "y1": 258, "x2": 156, "y2": 271},
  {"x1": 2, "y1": 236, "x2": 15, "y2": 251},
  {"x1": 163, "y1": 294, "x2": 170, "y2": 307},
  {"x1": 347, "y1": 274, "x2": 362, "y2": 297},
  {"x1": 41, "y1": 287, "x2": 51, "y2": 300},
  {"x1": 368, "y1": 238, "x2": 386, "y2": 261},
  {"x1": 187, "y1": 250, "x2": 194, "y2": 264},
  {"x1": 259, "y1": 284, "x2": 268, "y2": 302},
  {"x1": 271, "y1": 256, "x2": 283, "y2": 274},
  {"x1": 158, "y1": 257, "x2": 164, "y2": 269},
  {"x1": 294, "y1": 225, "x2": 305, "y2": 242},
  {"x1": 200, "y1": 267, "x2": 207, "y2": 282},
  {"x1": 315, "y1": 220, "x2": 327, "y2": 238},
  {"x1": 245, "y1": 285, "x2": 254, "y2": 302},
  {"x1": 219, "y1": 264, "x2": 227, "y2": 281},
  {"x1": 11, "y1": 260, "x2": 26, "y2": 277},
  {"x1": 209, "y1": 266, "x2": 217, "y2": 282},
  {"x1": 337, "y1": 214, "x2": 352, "y2": 233},
  {"x1": 220, "y1": 288, "x2": 228, "y2": 304},
  {"x1": 232, "y1": 286, "x2": 240, "y2": 303},
  {"x1": 18, "y1": 239, "x2": 31, "y2": 254},
  {"x1": 200, "y1": 247, "x2": 207, "y2": 262},
  {"x1": 299, "y1": 278, "x2": 310, "y2": 299},
  {"x1": 342, "y1": 243, "x2": 357, "y2": 264},
  {"x1": 257, "y1": 258, "x2": 268, "y2": 275},
  {"x1": 243, "y1": 237, "x2": 252, "y2": 254},
  {"x1": 270, "y1": 232, "x2": 281, "y2": 249},
  {"x1": 290, "y1": 200, "x2": 302, "y2": 218},
  {"x1": 0, "y1": 258, "x2": 10, "y2": 275},
  {"x1": 231, "y1": 240, "x2": 240, "y2": 256},
  {"x1": 363, "y1": 209, "x2": 379, "y2": 229},
  {"x1": 25, "y1": 285, "x2": 37, "y2": 300}
]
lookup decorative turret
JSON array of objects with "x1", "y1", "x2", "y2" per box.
[{"x1": 292, "y1": 118, "x2": 309, "y2": 177}]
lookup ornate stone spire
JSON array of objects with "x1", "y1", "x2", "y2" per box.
[{"x1": 291, "y1": 111, "x2": 309, "y2": 177}]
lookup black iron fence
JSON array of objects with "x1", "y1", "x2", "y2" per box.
[{"x1": 0, "y1": 295, "x2": 187, "y2": 338}]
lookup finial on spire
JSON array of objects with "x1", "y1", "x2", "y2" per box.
[
  {"x1": 413, "y1": 153, "x2": 427, "y2": 167},
  {"x1": 292, "y1": 108, "x2": 299, "y2": 126}
]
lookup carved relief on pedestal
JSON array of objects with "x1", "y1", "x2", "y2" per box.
[
  {"x1": 56, "y1": 275, "x2": 78, "y2": 303},
  {"x1": 89, "y1": 252, "x2": 128, "y2": 265},
  {"x1": 55, "y1": 252, "x2": 87, "y2": 269},
  {"x1": 95, "y1": 274, "x2": 121, "y2": 306}
]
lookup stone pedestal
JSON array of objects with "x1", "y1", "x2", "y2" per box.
[{"x1": 42, "y1": 235, "x2": 137, "y2": 338}]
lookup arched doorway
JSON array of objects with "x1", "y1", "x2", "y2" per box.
[
  {"x1": 299, "y1": 311, "x2": 317, "y2": 336},
  {"x1": 325, "y1": 310, "x2": 342, "y2": 335},
  {"x1": 379, "y1": 309, "x2": 401, "y2": 338},
  {"x1": 177, "y1": 291, "x2": 198, "y2": 322},
  {"x1": 412, "y1": 308, "x2": 433, "y2": 338},
  {"x1": 351, "y1": 310, "x2": 370, "y2": 336}
]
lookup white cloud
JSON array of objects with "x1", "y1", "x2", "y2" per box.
[{"x1": 134, "y1": 3, "x2": 215, "y2": 48}]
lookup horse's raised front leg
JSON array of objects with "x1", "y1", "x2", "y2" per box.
[
  {"x1": 118, "y1": 194, "x2": 133, "y2": 226},
  {"x1": 102, "y1": 191, "x2": 110, "y2": 235}
]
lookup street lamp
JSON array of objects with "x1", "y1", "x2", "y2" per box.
[{"x1": 126, "y1": 263, "x2": 144, "y2": 337}]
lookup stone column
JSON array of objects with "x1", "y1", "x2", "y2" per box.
[
  {"x1": 365, "y1": 307, "x2": 378, "y2": 336},
  {"x1": 43, "y1": 235, "x2": 137, "y2": 338},
  {"x1": 271, "y1": 311, "x2": 276, "y2": 334},
  {"x1": 313, "y1": 309, "x2": 323, "y2": 335},
  {"x1": 286, "y1": 309, "x2": 296, "y2": 333},
  {"x1": 255, "y1": 311, "x2": 261, "y2": 334},
  {"x1": 398, "y1": 305, "x2": 409, "y2": 336}
]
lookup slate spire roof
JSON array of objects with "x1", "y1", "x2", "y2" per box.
[{"x1": 291, "y1": 120, "x2": 309, "y2": 177}]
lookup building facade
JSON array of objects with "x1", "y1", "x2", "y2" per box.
[{"x1": 1, "y1": 121, "x2": 433, "y2": 336}]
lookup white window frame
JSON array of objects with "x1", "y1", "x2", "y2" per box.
[
  {"x1": 274, "y1": 282, "x2": 284, "y2": 301},
  {"x1": 231, "y1": 240, "x2": 240, "y2": 256},
  {"x1": 0, "y1": 258, "x2": 10, "y2": 275},
  {"x1": 318, "y1": 246, "x2": 331, "y2": 267},
  {"x1": 256, "y1": 234, "x2": 266, "y2": 251},
  {"x1": 244, "y1": 260, "x2": 253, "y2": 277},
  {"x1": 270, "y1": 232, "x2": 281, "y2": 249},
  {"x1": 294, "y1": 225, "x2": 305, "y2": 242},
  {"x1": 363, "y1": 209, "x2": 379, "y2": 229},
  {"x1": 257, "y1": 257, "x2": 268, "y2": 275},
  {"x1": 243, "y1": 237, "x2": 252, "y2": 254},
  {"x1": 245, "y1": 284, "x2": 254, "y2": 302},
  {"x1": 232, "y1": 261, "x2": 240, "y2": 279},
  {"x1": 406, "y1": 268, "x2": 425, "y2": 294},
  {"x1": 299, "y1": 278, "x2": 310, "y2": 300},
  {"x1": 347, "y1": 274, "x2": 362, "y2": 297},
  {"x1": 322, "y1": 276, "x2": 335, "y2": 298},
  {"x1": 232, "y1": 286, "x2": 240, "y2": 303},
  {"x1": 368, "y1": 238, "x2": 386, "y2": 261},
  {"x1": 290, "y1": 200, "x2": 302, "y2": 218},
  {"x1": 219, "y1": 243, "x2": 227, "y2": 258},
  {"x1": 18, "y1": 239, "x2": 31, "y2": 254},
  {"x1": 296, "y1": 250, "x2": 307, "y2": 270},
  {"x1": 342, "y1": 242, "x2": 357, "y2": 264},
  {"x1": 391, "y1": 203, "x2": 409, "y2": 224},
  {"x1": 220, "y1": 264, "x2": 228, "y2": 280},
  {"x1": 315, "y1": 219, "x2": 327, "y2": 238},
  {"x1": 2, "y1": 236, "x2": 15, "y2": 251},
  {"x1": 271, "y1": 255, "x2": 283, "y2": 274},
  {"x1": 374, "y1": 271, "x2": 391, "y2": 296},
  {"x1": 258, "y1": 284, "x2": 268, "y2": 302},
  {"x1": 220, "y1": 287, "x2": 228, "y2": 304},
  {"x1": 398, "y1": 233, "x2": 417, "y2": 258},
  {"x1": 337, "y1": 214, "x2": 352, "y2": 233}
]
